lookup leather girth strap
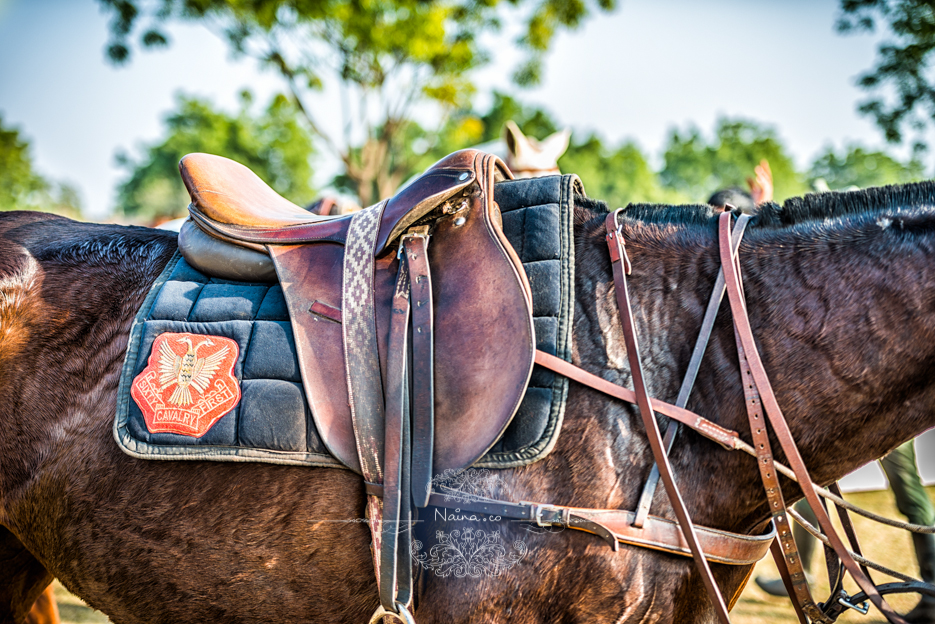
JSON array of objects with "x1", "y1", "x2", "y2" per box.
[{"x1": 717, "y1": 211, "x2": 906, "y2": 624}]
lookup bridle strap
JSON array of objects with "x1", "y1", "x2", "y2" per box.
[
  {"x1": 633, "y1": 213, "x2": 752, "y2": 528},
  {"x1": 717, "y1": 211, "x2": 906, "y2": 624},
  {"x1": 729, "y1": 255, "x2": 823, "y2": 623},
  {"x1": 605, "y1": 209, "x2": 733, "y2": 623}
]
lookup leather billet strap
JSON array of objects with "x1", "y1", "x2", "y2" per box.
[
  {"x1": 379, "y1": 228, "x2": 434, "y2": 614},
  {"x1": 406, "y1": 232, "x2": 435, "y2": 509},
  {"x1": 380, "y1": 240, "x2": 413, "y2": 613},
  {"x1": 605, "y1": 209, "x2": 733, "y2": 624},
  {"x1": 717, "y1": 211, "x2": 906, "y2": 624},
  {"x1": 633, "y1": 213, "x2": 753, "y2": 528}
]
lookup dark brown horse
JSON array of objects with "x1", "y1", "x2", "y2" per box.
[{"x1": 2, "y1": 181, "x2": 935, "y2": 623}]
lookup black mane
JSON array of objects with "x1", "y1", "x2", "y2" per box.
[
  {"x1": 755, "y1": 180, "x2": 935, "y2": 227},
  {"x1": 578, "y1": 180, "x2": 935, "y2": 230}
]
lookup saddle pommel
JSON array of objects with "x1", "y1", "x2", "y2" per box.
[{"x1": 376, "y1": 149, "x2": 513, "y2": 253}]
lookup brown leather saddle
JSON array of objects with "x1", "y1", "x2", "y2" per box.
[{"x1": 177, "y1": 149, "x2": 536, "y2": 618}]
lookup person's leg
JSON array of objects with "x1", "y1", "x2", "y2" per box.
[
  {"x1": 880, "y1": 440, "x2": 935, "y2": 623},
  {"x1": 755, "y1": 499, "x2": 818, "y2": 597}
]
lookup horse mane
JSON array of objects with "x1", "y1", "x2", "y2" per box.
[
  {"x1": 755, "y1": 180, "x2": 935, "y2": 227},
  {"x1": 577, "y1": 180, "x2": 935, "y2": 231}
]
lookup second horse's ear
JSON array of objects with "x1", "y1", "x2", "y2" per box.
[
  {"x1": 504, "y1": 120, "x2": 527, "y2": 159},
  {"x1": 540, "y1": 128, "x2": 571, "y2": 160}
]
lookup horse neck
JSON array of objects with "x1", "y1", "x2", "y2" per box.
[{"x1": 559, "y1": 211, "x2": 935, "y2": 535}]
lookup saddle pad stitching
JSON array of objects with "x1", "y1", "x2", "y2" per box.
[{"x1": 114, "y1": 250, "x2": 341, "y2": 468}]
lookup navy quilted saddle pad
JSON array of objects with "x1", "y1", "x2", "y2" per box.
[{"x1": 115, "y1": 175, "x2": 581, "y2": 469}]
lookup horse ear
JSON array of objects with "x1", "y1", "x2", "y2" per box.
[
  {"x1": 540, "y1": 128, "x2": 571, "y2": 160},
  {"x1": 504, "y1": 120, "x2": 528, "y2": 159}
]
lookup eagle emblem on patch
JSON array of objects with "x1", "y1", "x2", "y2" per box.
[{"x1": 130, "y1": 332, "x2": 241, "y2": 437}]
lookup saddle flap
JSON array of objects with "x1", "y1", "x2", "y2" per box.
[{"x1": 270, "y1": 152, "x2": 533, "y2": 477}]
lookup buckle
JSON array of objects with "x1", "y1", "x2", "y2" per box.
[
  {"x1": 521, "y1": 502, "x2": 567, "y2": 527},
  {"x1": 837, "y1": 595, "x2": 869, "y2": 615}
]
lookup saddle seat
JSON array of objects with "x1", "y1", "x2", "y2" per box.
[{"x1": 183, "y1": 151, "x2": 496, "y2": 256}]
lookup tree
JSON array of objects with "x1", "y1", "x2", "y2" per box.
[
  {"x1": 0, "y1": 114, "x2": 83, "y2": 217},
  {"x1": 115, "y1": 92, "x2": 315, "y2": 222},
  {"x1": 659, "y1": 117, "x2": 808, "y2": 202},
  {"x1": 837, "y1": 0, "x2": 935, "y2": 152},
  {"x1": 98, "y1": 0, "x2": 616, "y2": 206},
  {"x1": 808, "y1": 143, "x2": 926, "y2": 189},
  {"x1": 562, "y1": 136, "x2": 689, "y2": 207}
]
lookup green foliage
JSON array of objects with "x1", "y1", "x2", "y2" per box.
[
  {"x1": 423, "y1": 94, "x2": 684, "y2": 206},
  {"x1": 98, "y1": 0, "x2": 616, "y2": 204},
  {"x1": 808, "y1": 143, "x2": 926, "y2": 189},
  {"x1": 115, "y1": 92, "x2": 315, "y2": 221},
  {"x1": 561, "y1": 136, "x2": 688, "y2": 207},
  {"x1": 660, "y1": 118, "x2": 808, "y2": 202},
  {"x1": 100, "y1": 0, "x2": 614, "y2": 89},
  {"x1": 837, "y1": 0, "x2": 935, "y2": 151},
  {"x1": 0, "y1": 114, "x2": 82, "y2": 217}
]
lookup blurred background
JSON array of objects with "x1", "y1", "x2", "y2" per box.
[
  {"x1": 3, "y1": 0, "x2": 934, "y2": 223},
  {"x1": 1, "y1": 0, "x2": 934, "y2": 621}
]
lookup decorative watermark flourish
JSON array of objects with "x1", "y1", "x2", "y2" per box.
[
  {"x1": 410, "y1": 528, "x2": 527, "y2": 578},
  {"x1": 430, "y1": 468, "x2": 499, "y2": 504}
]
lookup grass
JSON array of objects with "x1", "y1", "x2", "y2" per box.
[
  {"x1": 52, "y1": 486, "x2": 934, "y2": 623},
  {"x1": 52, "y1": 581, "x2": 109, "y2": 624},
  {"x1": 732, "y1": 485, "x2": 934, "y2": 623}
]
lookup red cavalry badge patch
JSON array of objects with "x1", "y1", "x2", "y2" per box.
[{"x1": 130, "y1": 332, "x2": 241, "y2": 437}]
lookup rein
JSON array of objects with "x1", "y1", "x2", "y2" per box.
[{"x1": 369, "y1": 208, "x2": 934, "y2": 623}]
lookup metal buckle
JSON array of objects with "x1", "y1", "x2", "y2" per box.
[
  {"x1": 519, "y1": 503, "x2": 564, "y2": 527},
  {"x1": 837, "y1": 595, "x2": 870, "y2": 615},
  {"x1": 369, "y1": 603, "x2": 416, "y2": 624},
  {"x1": 398, "y1": 227, "x2": 431, "y2": 258}
]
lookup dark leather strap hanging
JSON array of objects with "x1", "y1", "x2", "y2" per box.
[
  {"x1": 605, "y1": 209, "x2": 733, "y2": 624},
  {"x1": 633, "y1": 213, "x2": 752, "y2": 529},
  {"x1": 407, "y1": 232, "x2": 435, "y2": 508},
  {"x1": 376, "y1": 228, "x2": 433, "y2": 621},
  {"x1": 717, "y1": 211, "x2": 906, "y2": 624}
]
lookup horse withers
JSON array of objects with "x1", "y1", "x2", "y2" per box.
[{"x1": 1, "y1": 178, "x2": 935, "y2": 622}]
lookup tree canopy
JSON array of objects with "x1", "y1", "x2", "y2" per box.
[
  {"x1": 99, "y1": 0, "x2": 616, "y2": 206},
  {"x1": 114, "y1": 92, "x2": 315, "y2": 222},
  {"x1": 838, "y1": 0, "x2": 935, "y2": 152},
  {"x1": 808, "y1": 143, "x2": 925, "y2": 189},
  {"x1": 0, "y1": 114, "x2": 82, "y2": 217},
  {"x1": 659, "y1": 118, "x2": 809, "y2": 203}
]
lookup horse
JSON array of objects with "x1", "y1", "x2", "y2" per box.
[
  {"x1": 503, "y1": 120, "x2": 570, "y2": 179},
  {"x1": 1, "y1": 179, "x2": 935, "y2": 623}
]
